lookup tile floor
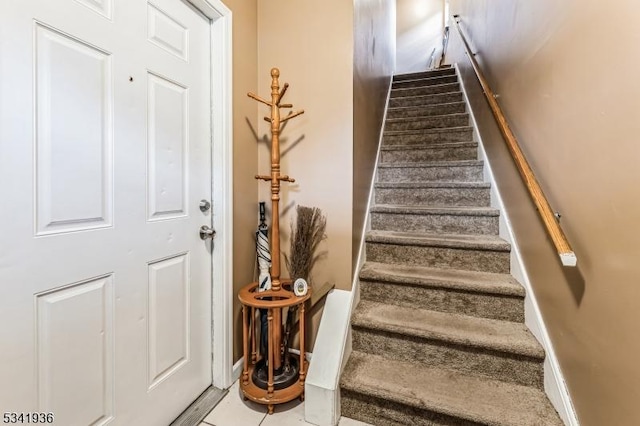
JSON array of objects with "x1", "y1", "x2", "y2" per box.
[{"x1": 200, "y1": 380, "x2": 371, "y2": 426}]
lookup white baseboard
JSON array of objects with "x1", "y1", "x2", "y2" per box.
[
  {"x1": 232, "y1": 357, "x2": 244, "y2": 384},
  {"x1": 231, "y1": 350, "x2": 312, "y2": 386},
  {"x1": 456, "y1": 63, "x2": 579, "y2": 426}
]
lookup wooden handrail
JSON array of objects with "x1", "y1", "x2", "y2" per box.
[{"x1": 452, "y1": 17, "x2": 577, "y2": 267}]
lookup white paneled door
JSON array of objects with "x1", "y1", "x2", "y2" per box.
[{"x1": 0, "y1": 0, "x2": 215, "y2": 424}]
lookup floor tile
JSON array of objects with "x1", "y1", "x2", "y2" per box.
[
  {"x1": 202, "y1": 381, "x2": 266, "y2": 426},
  {"x1": 259, "y1": 397, "x2": 307, "y2": 425}
]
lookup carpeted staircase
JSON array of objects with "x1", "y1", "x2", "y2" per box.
[{"x1": 340, "y1": 67, "x2": 563, "y2": 425}]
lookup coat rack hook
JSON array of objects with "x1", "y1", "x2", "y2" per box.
[
  {"x1": 277, "y1": 83, "x2": 289, "y2": 106},
  {"x1": 248, "y1": 92, "x2": 273, "y2": 107}
]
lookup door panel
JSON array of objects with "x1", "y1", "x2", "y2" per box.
[
  {"x1": 147, "y1": 2, "x2": 189, "y2": 61},
  {"x1": 0, "y1": 1, "x2": 213, "y2": 424},
  {"x1": 34, "y1": 22, "x2": 114, "y2": 235},
  {"x1": 147, "y1": 72, "x2": 188, "y2": 221},
  {"x1": 75, "y1": 0, "x2": 113, "y2": 20},
  {"x1": 147, "y1": 253, "x2": 190, "y2": 390},
  {"x1": 36, "y1": 275, "x2": 115, "y2": 425}
]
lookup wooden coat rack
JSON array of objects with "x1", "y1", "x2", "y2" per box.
[
  {"x1": 249, "y1": 67, "x2": 304, "y2": 292},
  {"x1": 238, "y1": 68, "x2": 310, "y2": 414}
]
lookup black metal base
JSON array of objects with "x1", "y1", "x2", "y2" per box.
[{"x1": 251, "y1": 354, "x2": 300, "y2": 391}]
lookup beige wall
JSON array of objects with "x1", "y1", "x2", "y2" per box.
[
  {"x1": 257, "y1": 1, "x2": 354, "y2": 294},
  {"x1": 225, "y1": 0, "x2": 259, "y2": 362},
  {"x1": 447, "y1": 1, "x2": 640, "y2": 423},
  {"x1": 353, "y1": 0, "x2": 396, "y2": 272},
  {"x1": 396, "y1": 0, "x2": 444, "y2": 73}
]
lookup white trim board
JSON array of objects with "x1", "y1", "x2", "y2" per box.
[
  {"x1": 232, "y1": 357, "x2": 244, "y2": 383},
  {"x1": 455, "y1": 63, "x2": 579, "y2": 426},
  {"x1": 186, "y1": 0, "x2": 234, "y2": 391},
  {"x1": 351, "y1": 77, "x2": 394, "y2": 293},
  {"x1": 304, "y1": 289, "x2": 353, "y2": 426},
  {"x1": 305, "y1": 77, "x2": 394, "y2": 426}
]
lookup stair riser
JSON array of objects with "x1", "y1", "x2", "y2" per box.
[
  {"x1": 351, "y1": 328, "x2": 544, "y2": 388},
  {"x1": 360, "y1": 280, "x2": 525, "y2": 322},
  {"x1": 383, "y1": 128, "x2": 472, "y2": 145},
  {"x1": 370, "y1": 212, "x2": 498, "y2": 235},
  {"x1": 375, "y1": 187, "x2": 491, "y2": 207},
  {"x1": 387, "y1": 102, "x2": 466, "y2": 119},
  {"x1": 377, "y1": 164, "x2": 483, "y2": 182},
  {"x1": 385, "y1": 115, "x2": 469, "y2": 132},
  {"x1": 341, "y1": 390, "x2": 474, "y2": 426},
  {"x1": 366, "y1": 242, "x2": 510, "y2": 273},
  {"x1": 391, "y1": 83, "x2": 460, "y2": 98},
  {"x1": 380, "y1": 146, "x2": 477, "y2": 163},
  {"x1": 389, "y1": 92, "x2": 463, "y2": 108},
  {"x1": 394, "y1": 68, "x2": 456, "y2": 81},
  {"x1": 392, "y1": 74, "x2": 458, "y2": 89}
]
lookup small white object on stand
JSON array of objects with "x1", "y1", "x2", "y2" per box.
[{"x1": 294, "y1": 278, "x2": 308, "y2": 296}]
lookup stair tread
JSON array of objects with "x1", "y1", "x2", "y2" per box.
[
  {"x1": 391, "y1": 74, "x2": 457, "y2": 88},
  {"x1": 390, "y1": 92, "x2": 464, "y2": 105},
  {"x1": 366, "y1": 230, "x2": 510, "y2": 251},
  {"x1": 352, "y1": 300, "x2": 541, "y2": 357},
  {"x1": 370, "y1": 204, "x2": 499, "y2": 216},
  {"x1": 387, "y1": 100, "x2": 466, "y2": 113},
  {"x1": 384, "y1": 125, "x2": 473, "y2": 136},
  {"x1": 378, "y1": 159, "x2": 482, "y2": 168},
  {"x1": 393, "y1": 67, "x2": 455, "y2": 81},
  {"x1": 380, "y1": 141, "x2": 477, "y2": 151},
  {"x1": 386, "y1": 112, "x2": 469, "y2": 123},
  {"x1": 360, "y1": 261, "x2": 525, "y2": 297},
  {"x1": 375, "y1": 181, "x2": 489, "y2": 188},
  {"x1": 341, "y1": 352, "x2": 562, "y2": 426},
  {"x1": 390, "y1": 89, "x2": 463, "y2": 99},
  {"x1": 392, "y1": 82, "x2": 459, "y2": 94}
]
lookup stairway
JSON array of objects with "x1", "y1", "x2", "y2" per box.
[{"x1": 340, "y1": 67, "x2": 563, "y2": 425}]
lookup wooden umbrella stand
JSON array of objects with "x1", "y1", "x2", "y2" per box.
[{"x1": 238, "y1": 68, "x2": 310, "y2": 414}]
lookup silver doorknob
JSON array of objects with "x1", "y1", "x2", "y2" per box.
[
  {"x1": 199, "y1": 225, "x2": 216, "y2": 240},
  {"x1": 199, "y1": 199, "x2": 211, "y2": 212}
]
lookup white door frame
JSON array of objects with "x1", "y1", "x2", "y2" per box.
[{"x1": 185, "y1": 0, "x2": 234, "y2": 390}]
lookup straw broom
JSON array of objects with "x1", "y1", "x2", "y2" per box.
[{"x1": 282, "y1": 205, "x2": 326, "y2": 367}]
